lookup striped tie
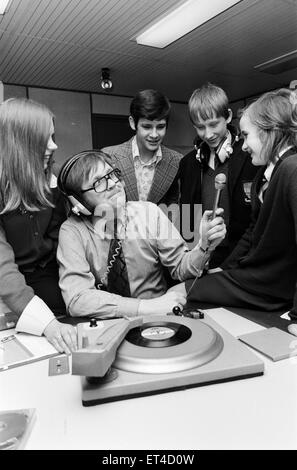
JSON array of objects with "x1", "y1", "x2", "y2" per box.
[{"x1": 107, "y1": 236, "x2": 131, "y2": 297}]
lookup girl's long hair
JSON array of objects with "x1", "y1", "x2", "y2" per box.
[
  {"x1": 0, "y1": 98, "x2": 55, "y2": 213},
  {"x1": 242, "y1": 88, "x2": 297, "y2": 164}
]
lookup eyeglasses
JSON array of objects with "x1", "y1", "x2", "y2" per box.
[{"x1": 81, "y1": 168, "x2": 122, "y2": 194}]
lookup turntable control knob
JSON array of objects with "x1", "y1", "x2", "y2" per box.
[
  {"x1": 89, "y1": 318, "x2": 98, "y2": 328},
  {"x1": 172, "y1": 306, "x2": 181, "y2": 316},
  {"x1": 198, "y1": 311, "x2": 204, "y2": 319}
]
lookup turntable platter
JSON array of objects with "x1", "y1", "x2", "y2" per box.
[
  {"x1": 81, "y1": 313, "x2": 264, "y2": 406},
  {"x1": 114, "y1": 316, "x2": 224, "y2": 374}
]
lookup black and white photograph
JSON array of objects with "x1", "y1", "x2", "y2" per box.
[{"x1": 0, "y1": 0, "x2": 297, "y2": 453}]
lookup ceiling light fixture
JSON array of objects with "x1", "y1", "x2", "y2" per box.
[
  {"x1": 135, "y1": 0, "x2": 242, "y2": 48},
  {"x1": 254, "y1": 50, "x2": 297, "y2": 75},
  {"x1": 0, "y1": 0, "x2": 11, "y2": 15},
  {"x1": 101, "y1": 68, "x2": 113, "y2": 90}
]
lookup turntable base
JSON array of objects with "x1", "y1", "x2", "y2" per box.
[{"x1": 81, "y1": 314, "x2": 264, "y2": 406}]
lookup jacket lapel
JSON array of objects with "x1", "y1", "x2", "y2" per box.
[
  {"x1": 112, "y1": 140, "x2": 139, "y2": 201},
  {"x1": 271, "y1": 148, "x2": 296, "y2": 178},
  {"x1": 147, "y1": 147, "x2": 177, "y2": 203},
  {"x1": 251, "y1": 166, "x2": 266, "y2": 216}
]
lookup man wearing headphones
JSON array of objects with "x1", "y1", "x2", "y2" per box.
[
  {"x1": 56, "y1": 150, "x2": 226, "y2": 319},
  {"x1": 179, "y1": 83, "x2": 258, "y2": 267}
]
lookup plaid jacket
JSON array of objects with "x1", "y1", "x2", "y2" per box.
[{"x1": 102, "y1": 138, "x2": 182, "y2": 205}]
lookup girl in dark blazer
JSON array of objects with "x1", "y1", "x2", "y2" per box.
[{"x1": 175, "y1": 88, "x2": 297, "y2": 314}]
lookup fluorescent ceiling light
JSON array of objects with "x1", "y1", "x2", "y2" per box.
[
  {"x1": 135, "y1": 0, "x2": 242, "y2": 48},
  {"x1": 0, "y1": 0, "x2": 10, "y2": 15},
  {"x1": 254, "y1": 50, "x2": 297, "y2": 75}
]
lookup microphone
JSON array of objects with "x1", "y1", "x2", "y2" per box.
[{"x1": 211, "y1": 173, "x2": 226, "y2": 220}]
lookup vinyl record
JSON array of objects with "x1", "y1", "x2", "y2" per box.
[
  {"x1": 0, "y1": 412, "x2": 27, "y2": 449},
  {"x1": 126, "y1": 321, "x2": 191, "y2": 348},
  {"x1": 114, "y1": 315, "x2": 224, "y2": 374}
]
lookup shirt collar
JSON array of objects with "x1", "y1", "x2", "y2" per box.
[
  {"x1": 279, "y1": 145, "x2": 294, "y2": 158},
  {"x1": 264, "y1": 146, "x2": 294, "y2": 182},
  {"x1": 216, "y1": 130, "x2": 233, "y2": 163},
  {"x1": 226, "y1": 129, "x2": 232, "y2": 145},
  {"x1": 264, "y1": 162, "x2": 275, "y2": 183},
  {"x1": 50, "y1": 174, "x2": 57, "y2": 188},
  {"x1": 132, "y1": 136, "x2": 162, "y2": 164}
]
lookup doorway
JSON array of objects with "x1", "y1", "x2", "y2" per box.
[{"x1": 92, "y1": 114, "x2": 134, "y2": 149}]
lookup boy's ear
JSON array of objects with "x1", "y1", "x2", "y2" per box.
[
  {"x1": 129, "y1": 116, "x2": 136, "y2": 131},
  {"x1": 226, "y1": 108, "x2": 233, "y2": 124}
]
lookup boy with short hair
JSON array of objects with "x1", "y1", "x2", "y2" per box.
[
  {"x1": 179, "y1": 83, "x2": 258, "y2": 267},
  {"x1": 57, "y1": 150, "x2": 226, "y2": 318},
  {"x1": 102, "y1": 89, "x2": 182, "y2": 207}
]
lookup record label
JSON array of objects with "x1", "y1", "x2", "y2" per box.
[
  {"x1": 115, "y1": 316, "x2": 224, "y2": 374},
  {"x1": 141, "y1": 326, "x2": 175, "y2": 341},
  {"x1": 126, "y1": 321, "x2": 192, "y2": 348}
]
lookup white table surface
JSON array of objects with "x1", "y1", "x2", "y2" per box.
[{"x1": 1, "y1": 308, "x2": 297, "y2": 450}]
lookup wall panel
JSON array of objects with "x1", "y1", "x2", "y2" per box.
[{"x1": 29, "y1": 88, "x2": 92, "y2": 166}]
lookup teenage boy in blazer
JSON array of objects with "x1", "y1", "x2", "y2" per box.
[
  {"x1": 178, "y1": 83, "x2": 258, "y2": 267},
  {"x1": 102, "y1": 89, "x2": 182, "y2": 207}
]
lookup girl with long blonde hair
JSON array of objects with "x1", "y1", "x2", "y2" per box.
[{"x1": 0, "y1": 98, "x2": 76, "y2": 353}]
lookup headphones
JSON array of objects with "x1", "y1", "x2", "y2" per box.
[
  {"x1": 57, "y1": 151, "x2": 98, "y2": 216},
  {"x1": 215, "y1": 134, "x2": 234, "y2": 162},
  {"x1": 196, "y1": 132, "x2": 237, "y2": 166}
]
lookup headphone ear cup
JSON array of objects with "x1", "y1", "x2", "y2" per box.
[
  {"x1": 68, "y1": 196, "x2": 92, "y2": 216},
  {"x1": 57, "y1": 153, "x2": 93, "y2": 216},
  {"x1": 196, "y1": 141, "x2": 208, "y2": 165}
]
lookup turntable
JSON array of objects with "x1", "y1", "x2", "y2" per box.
[{"x1": 77, "y1": 312, "x2": 264, "y2": 406}]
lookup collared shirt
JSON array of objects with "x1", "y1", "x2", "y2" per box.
[
  {"x1": 132, "y1": 136, "x2": 162, "y2": 201},
  {"x1": 58, "y1": 201, "x2": 207, "y2": 319},
  {"x1": 259, "y1": 146, "x2": 294, "y2": 202},
  {"x1": 265, "y1": 146, "x2": 294, "y2": 181}
]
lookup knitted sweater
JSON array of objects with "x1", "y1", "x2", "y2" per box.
[{"x1": 0, "y1": 188, "x2": 66, "y2": 315}]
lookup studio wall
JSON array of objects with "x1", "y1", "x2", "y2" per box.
[
  {"x1": 29, "y1": 88, "x2": 92, "y2": 166},
  {"x1": 3, "y1": 83, "x2": 196, "y2": 164},
  {"x1": 2, "y1": 83, "x2": 252, "y2": 164}
]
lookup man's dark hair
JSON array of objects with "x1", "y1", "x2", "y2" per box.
[{"x1": 130, "y1": 89, "x2": 171, "y2": 127}]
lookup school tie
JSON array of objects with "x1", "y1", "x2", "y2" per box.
[
  {"x1": 107, "y1": 234, "x2": 131, "y2": 298},
  {"x1": 259, "y1": 175, "x2": 269, "y2": 203},
  {"x1": 214, "y1": 152, "x2": 221, "y2": 169}
]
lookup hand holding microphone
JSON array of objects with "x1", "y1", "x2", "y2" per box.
[
  {"x1": 211, "y1": 173, "x2": 227, "y2": 220},
  {"x1": 199, "y1": 173, "x2": 227, "y2": 251}
]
